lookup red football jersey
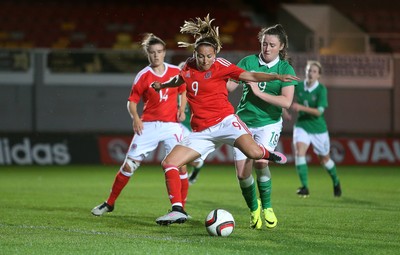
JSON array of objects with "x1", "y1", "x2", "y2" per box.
[
  {"x1": 128, "y1": 63, "x2": 185, "y2": 122},
  {"x1": 181, "y1": 57, "x2": 245, "y2": 132}
]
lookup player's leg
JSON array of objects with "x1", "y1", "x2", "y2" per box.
[
  {"x1": 223, "y1": 115, "x2": 286, "y2": 164},
  {"x1": 293, "y1": 127, "x2": 311, "y2": 197},
  {"x1": 181, "y1": 124, "x2": 205, "y2": 185},
  {"x1": 254, "y1": 161, "x2": 277, "y2": 228},
  {"x1": 319, "y1": 154, "x2": 341, "y2": 197},
  {"x1": 234, "y1": 133, "x2": 287, "y2": 163},
  {"x1": 254, "y1": 162, "x2": 272, "y2": 209},
  {"x1": 156, "y1": 144, "x2": 201, "y2": 225},
  {"x1": 234, "y1": 152, "x2": 261, "y2": 230},
  {"x1": 162, "y1": 124, "x2": 190, "y2": 209},
  {"x1": 252, "y1": 123, "x2": 282, "y2": 228},
  {"x1": 313, "y1": 132, "x2": 341, "y2": 197},
  {"x1": 92, "y1": 122, "x2": 158, "y2": 216},
  {"x1": 295, "y1": 142, "x2": 310, "y2": 197},
  {"x1": 188, "y1": 158, "x2": 204, "y2": 185},
  {"x1": 91, "y1": 157, "x2": 141, "y2": 216}
]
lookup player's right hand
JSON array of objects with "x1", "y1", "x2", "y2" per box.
[{"x1": 133, "y1": 118, "x2": 143, "y2": 135}]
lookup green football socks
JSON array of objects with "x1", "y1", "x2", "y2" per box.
[
  {"x1": 239, "y1": 176, "x2": 258, "y2": 211},
  {"x1": 296, "y1": 163, "x2": 309, "y2": 188},
  {"x1": 324, "y1": 159, "x2": 340, "y2": 186},
  {"x1": 257, "y1": 179, "x2": 272, "y2": 208}
]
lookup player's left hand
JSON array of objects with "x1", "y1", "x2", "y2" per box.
[{"x1": 151, "y1": 82, "x2": 162, "y2": 92}]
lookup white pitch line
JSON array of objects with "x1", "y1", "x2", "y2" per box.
[{"x1": 0, "y1": 223, "x2": 195, "y2": 243}]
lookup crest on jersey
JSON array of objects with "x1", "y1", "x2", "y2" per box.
[
  {"x1": 204, "y1": 71, "x2": 212, "y2": 79},
  {"x1": 185, "y1": 71, "x2": 191, "y2": 78}
]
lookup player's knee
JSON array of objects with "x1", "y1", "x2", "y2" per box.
[
  {"x1": 161, "y1": 160, "x2": 180, "y2": 174},
  {"x1": 246, "y1": 147, "x2": 263, "y2": 159},
  {"x1": 255, "y1": 165, "x2": 271, "y2": 182},
  {"x1": 254, "y1": 161, "x2": 268, "y2": 169},
  {"x1": 295, "y1": 156, "x2": 307, "y2": 166},
  {"x1": 237, "y1": 174, "x2": 254, "y2": 187},
  {"x1": 161, "y1": 160, "x2": 169, "y2": 169},
  {"x1": 321, "y1": 157, "x2": 334, "y2": 168},
  {"x1": 179, "y1": 165, "x2": 187, "y2": 174},
  {"x1": 122, "y1": 158, "x2": 140, "y2": 175},
  {"x1": 236, "y1": 172, "x2": 246, "y2": 180},
  {"x1": 236, "y1": 165, "x2": 254, "y2": 180},
  {"x1": 161, "y1": 155, "x2": 178, "y2": 168},
  {"x1": 318, "y1": 155, "x2": 330, "y2": 165}
]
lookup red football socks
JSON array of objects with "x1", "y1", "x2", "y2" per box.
[
  {"x1": 259, "y1": 145, "x2": 270, "y2": 160},
  {"x1": 106, "y1": 171, "x2": 130, "y2": 206},
  {"x1": 164, "y1": 165, "x2": 182, "y2": 206}
]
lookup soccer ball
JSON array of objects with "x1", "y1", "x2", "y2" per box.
[{"x1": 205, "y1": 209, "x2": 235, "y2": 237}]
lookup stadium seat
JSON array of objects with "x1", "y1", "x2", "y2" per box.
[{"x1": 0, "y1": 0, "x2": 261, "y2": 51}]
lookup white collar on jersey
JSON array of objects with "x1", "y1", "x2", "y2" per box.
[
  {"x1": 258, "y1": 54, "x2": 279, "y2": 68},
  {"x1": 149, "y1": 63, "x2": 168, "y2": 77},
  {"x1": 304, "y1": 80, "x2": 319, "y2": 92}
]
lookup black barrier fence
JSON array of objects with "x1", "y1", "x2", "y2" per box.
[
  {"x1": 1, "y1": 133, "x2": 399, "y2": 166},
  {"x1": 0, "y1": 134, "x2": 99, "y2": 165}
]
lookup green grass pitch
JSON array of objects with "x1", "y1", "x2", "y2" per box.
[{"x1": 0, "y1": 164, "x2": 399, "y2": 254}]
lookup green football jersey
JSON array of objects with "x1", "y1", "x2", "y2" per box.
[
  {"x1": 236, "y1": 54, "x2": 297, "y2": 127},
  {"x1": 294, "y1": 81, "x2": 328, "y2": 133}
]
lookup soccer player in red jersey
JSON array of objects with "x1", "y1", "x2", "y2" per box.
[
  {"x1": 91, "y1": 33, "x2": 188, "y2": 216},
  {"x1": 151, "y1": 15, "x2": 299, "y2": 225}
]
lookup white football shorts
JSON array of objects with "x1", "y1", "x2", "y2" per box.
[
  {"x1": 180, "y1": 114, "x2": 251, "y2": 161},
  {"x1": 126, "y1": 121, "x2": 183, "y2": 161},
  {"x1": 293, "y1": 127, "x2": 330, "y2": 156}
]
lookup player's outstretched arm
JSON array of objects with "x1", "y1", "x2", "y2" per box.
[
  {"x1": 239, "y1": 71, "x2": 299, "y2": 83},
  {"x1": 151, "y1": 75, "x2": 185, "y2": 92}
]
